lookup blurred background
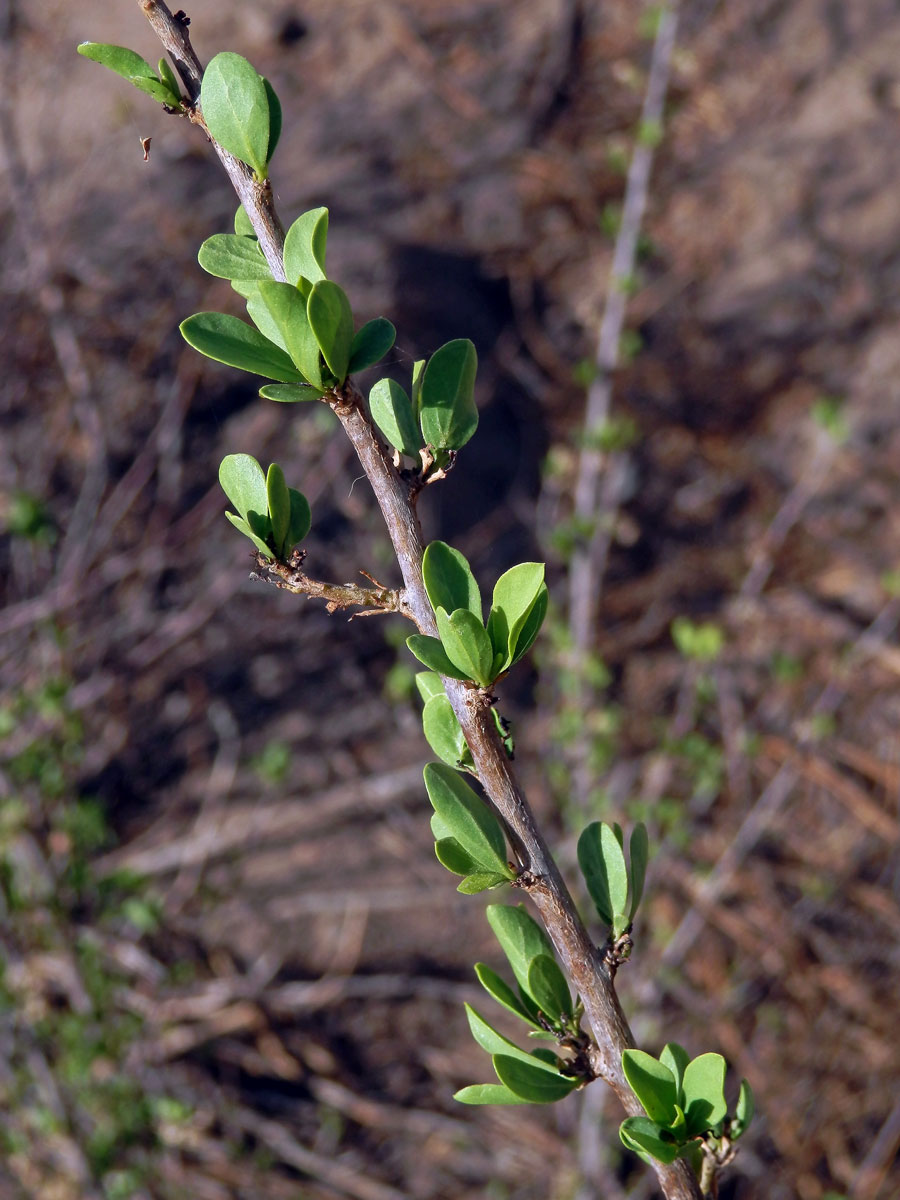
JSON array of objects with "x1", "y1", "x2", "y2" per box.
[{"x1": 1, "y1": 1, "x2": 899, "y2": 1197}]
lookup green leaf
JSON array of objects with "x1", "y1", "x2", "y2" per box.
[
  {"x1": 434, "y1": 837, "x2": 480, "y2": 877},
  {"x1": 262, "y1": 77, "x2": 282, "y2": 162},
  {"x1": 526, "y1": 955, "x2": 571, "y2": 1025},
  {"x1": 200, "y1": 51, "x2": 270, "y2": 178},
  {"x1": 435, "y1": 608, "x2": 494, "y2": 687},
  {"x1": 349, "y1": 319, "x2": 396, "y2": 374},
  {"x1": 486, "y1": 563, "x2": 546, "y2": 673},
  {"x1": 629, "y1": 822, "x2": 649, "y2": 921},
  {"x1": 577, "y1": 822, "x2": 629, "y2": 932},
  {"x1": 474, "y1": 963, "x2": 539, "y2": 1027},
  {"x1": 307, "y1": 281, "x2": 354, "y2": 383},
  {"x1": 733, "y1": 1079, "x2": 755, "y2": 1138},
  {"x1": 453, "y1": 1083, "x2": 531, "y2": 1106},
  {"x1": 423, "y1": 763, "x2": 510, "y2": 876},
  {"x1": 283, "y1": 207, "x2": 329, "y2": 285},
  {"x1": 414, "y1": 672, "x2": 444, "y2": 705},
  {"x1": 180, "y1": 312, "x2": 305, "y2": 383},
  {"x1": 509, "y1": 584, "x2": 548, "y2": 666},
  {"x1": 619, "y1": 1116, "x2": 680, "y2": 1165},
  {"x1": 682, "y1": 1053, "x2": 727, "y2": 1136},
  {"x1": 266, "y1": 463, "x2": 291, "y2": 557},
  {"x1": 198, "y1": 234, "x2": 271, "y2": 282},
  {"x1": 659, "y1": 1043, "x2": 690, "y2": 1096},
  {"x1": 157, "y1": 57, "x2": 182, "y2": 102},
  {"x1": 219, "y1": 454, "x2": 268, "y2": 526},
  {"x1": 255, "y1": 280, "x2": 323, "y2": 387},
  {"x1": 234, "y1": 204, "x2": 255, "y2": 237},
  {"x1": 485, "y1": 904, "x2": 556, "y2": 999},
  {"x1": 492, "y1": 1055, "x2": 577, "y2": 1103},
  {"x1": 287, "y1": 488, "x2": 311, "y2": 547},
  {"x1": 419, "y1": 338, "x2": 478, "y2": 451},
  {"x1": 457, "y1": 872, "x2": 510, "y2": 894},
  {"x1": 622, "y1": 1050, "x2": 678, "y2": 1125},
  {"x1": 465, "y1": 1006, "x2": 559, "y2": 1073},
  {"x1": 369, "y1": 379, "x2": 420, "y2": 457},
  {"x1": 225, "y1": 511, "x2": 272, "y2": 558},
  {"x1": 77, "y1": 43, "x2": 179, "y2": 106},
  {"x1": 406, "y1": 635, "x2": 471, "y2": 681},
  {"x1": 422, "y1": 694, "x2": 468, "y2": 767},
  {"x1": 259, "y1": 383, "x2": 320, "y2": 403},
  {"x1": 422, "y1": 541, "x2": 481, "y2": 620}
]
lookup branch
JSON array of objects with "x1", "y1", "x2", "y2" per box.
[
  {"x1": 568, "y1": 2, "x2": 680, "y2": 654},
  {"x1": 132, "y1": 4, "x2": 701, "y2": 1195},
  {"x1": 259, "y1": 551, "x2": 409, "y2": 618}
]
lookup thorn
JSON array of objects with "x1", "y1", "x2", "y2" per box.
[{"x1": 140, "y1": 136, "x2": 152, "y2": 161}]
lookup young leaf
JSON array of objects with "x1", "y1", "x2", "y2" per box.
[
  {"x1": 659, "y1": 1043, "x2": 690, "y2": 1096},
  {"x1": 77, "y1": 43, "x2": 179, "y2": 107},
  {"x1": 419, "y1": 338, "x2": 478, "y2": 451},
  {"x1": 198, "y1": 234, "x2": 271, "y2": 281},
  {"x1": 453, "y1": 1083, "x2": 531, "y2": 1106},
  {"x1": 422, "y1": 541, "x2": 481, "y2": 620},
  {"x1": 629, "y1": 822, "x2": 649, "y2": 921},
  {"x1": 423, "y1": 764, "x2": 510, "y2": 876},
  {"x1": 492, "y1": 1055, "x2": 577, "y2": 1103},
  {"x1": 369, "y1": 379, "x2": 420, "y2": 457},
  {"x1": 509, "y1": 583, "x2": 548, "y2": 666},
  {"x1": 283, "y1": 207, "x2": 329, "y2": 285},
  {"x1": 435, "y1": 607, "x2": 494, "y2": 687},
  {"x1": 474, "y1": 963, "x2": 540, "y2": 1027},
  {"x1": 180, "y1": 312, "x2": 306, "y2": 383},
  {"x1": 622, "y1": 1049, "x2": 678, "y2": 1125},
  {"x1": 262, "y1": 77, "x2": 282, "y2": 162},
  {"x1": 307, "y1": 280, "x2": 354, "y2": 383},
  {"x1": 414, "y1": 672, "x2": 444, "y2": 705},
  {"x1": 259, "y1": 384, "x2": 320, "y2": 403},
  {"x1": 457, "y1": 872, "x2": 511, "y2": 894},
  {"x1": 422, "y1": 694, "x2": 468, "y2": 768},
  {"x1": 465, "y1": 1006, "x2": 559, "y2": 1072},
  {"x1": 349, "y1": 318, "x2": 396, "y2": 374},
  {"x1": 732, "y1": 1079, "x2": 755, "y2": 1138},
  {"x1": 486, "y1": 563, "x2": 546, "y2": 672},
  {"x1": 200, "y1": 51, "x2": 270, "y2": 178},
  {"x1": 434, "y1": 837, "x2": 481, "y2": 877},
  {"x1": 577, "y1": 821, "x2": 629, "y2": 931},
  {"x1": 485, "y1": 904, "x2": 556, "y2": 999},
  {"x1": 255, "y1": 280, "x2": 324, "y2": 387},
  {"x1": 157, "y1": 57, "x2": 182, "y2": 103},
  {"x1": 219, "y1": 454, "x2": 268, "y2": 526},
  {"x1": 526, "y1": 955, "x2": 571, "y2": 1026},
  {"x1": 225, "y1": 511, "x2": 272, "y2": 558},
  {"x1": 681, "y1": 1053, "x2": 727, "y2": 1136},
  {"x1": 619, "y1": 1116, "x2": 680, "y2": 1165},
  {"x1": 266, "y1": 463, "x2": 291, "y2": 557},
  {"x1": 287, "y1": 488, "x2": 311, "y2": 547},
  {"x1": 411, "y1": 358, "x2": 425, "y2": 414},
  {"x1": 406, "y1": 635, "x2": 471, "y2": 681}
]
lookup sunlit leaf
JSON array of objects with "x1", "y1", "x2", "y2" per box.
[
  {"x1": 486, "y1": 562, "x2": 546, "y2": 673},
  {"x1": 577, "y1": 821, "x2": 629, "y2": 932},
  {"x1": 406, "y1": 634, "x2": 470, "y2": 681},
  {"x1": 419, "y1": 338, "x2": 478, "y2": 450},
  {"x1": 422, "y1": 694, "x2": 468, "y2": 768},
  {"x1": 349, "y1": 318, "x2": 396, "y2": 374},
  {"x1": 619, "y1": 1116, "x2": 680, "y2": 1165},
  {"x1": 682, "y1": 1053, "x2": 727, "y2": 1136},
  {"x1": 180, "y1": 312, "x2": 306, "y2": 382},
  {"x1": 474, "y1": 963, "x2": 539, "y2": 1027},
  {"x1": 200, "y1": 51, "x2": 270, "y2": 178},
  {"x1": 283, "y1": 207, "x2": 328, "y2": 285},
  {"x1": 369, "y1": 378, "x2": 420, "y2": 457},
  {"x1": 622, "y1": 1049, "x2": 678, "y2": 1125},
  {"x1": 485, "y1": 904, "x2": 556, "y2": 999},
  {"x1": 77, "y1": 43, "x2": 179, "y2": 107},
  {"x1": 526, "y1": 955, "x2": 571, "y2": 1025},
  {"x1": 453, "y1": 1083, "x2": 530, "y2": 1106},
  {"x1": 422, "y1": 541, "x2": 481, "y2": 619},
  {"x1": 423, "y1": 763, "x2": 510, "y2": 876},
  {"x1": 435, "y1": 607, "x2": 494, "y2": 687},
  {"x1": 266, "y1": 462, "x2": 291, "y2": 557},
  {"x1": 259, "y1": 383, "x2": 320, "y2": 402},
  {"x1": 307, "y1": 280, "x2": 353, "y2": 383},
  {"x1": 198, "y1": 234, "x2": 271, "y2": 281},
  {"x1": 255, "y1": 280, "x2": 323, "y2": 387},
  {"x1": 492, "y1": 1055, "x2": 577, "y2": 1103}
]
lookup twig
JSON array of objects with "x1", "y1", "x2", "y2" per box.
[
  {"x1": 130, "y1": 6, "x2": 701, "y2": 1195},
  {"x1": 568, "y1": 2, "x2": 680, "y2": 654},
  {"x1": 261, "y1": 552, "x2": 410, "y2": 617}
]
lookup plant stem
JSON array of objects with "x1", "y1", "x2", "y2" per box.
[{"x1": 132, "y1": 3, "x2": 702, "y2": 1194}]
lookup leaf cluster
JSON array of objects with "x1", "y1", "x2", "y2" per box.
[
  {"x1": 620, "y1": 1044, "x2": 754, "y2": 1169},
  {"x1": 218, "y1": 454, "x2": 310, "y2": 560},
  {"x1": 456, "y1": 904, "x2": 584, "y2": 1106},
  {"x1": 369, "y1": 338, "x2": 479, "y2": 463},
  {"x1": 577, "y1": 820, "x2": 648, "y2": 940},
  {"x1": 424, "y1": 763, "x2": 515, "y2": 894},
  {"x1": 183, "y1": 205, "x2": 396, "y2": 398},
  {"x1": 407, "y1": 542, "x2": 548, "y2": 687}
]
